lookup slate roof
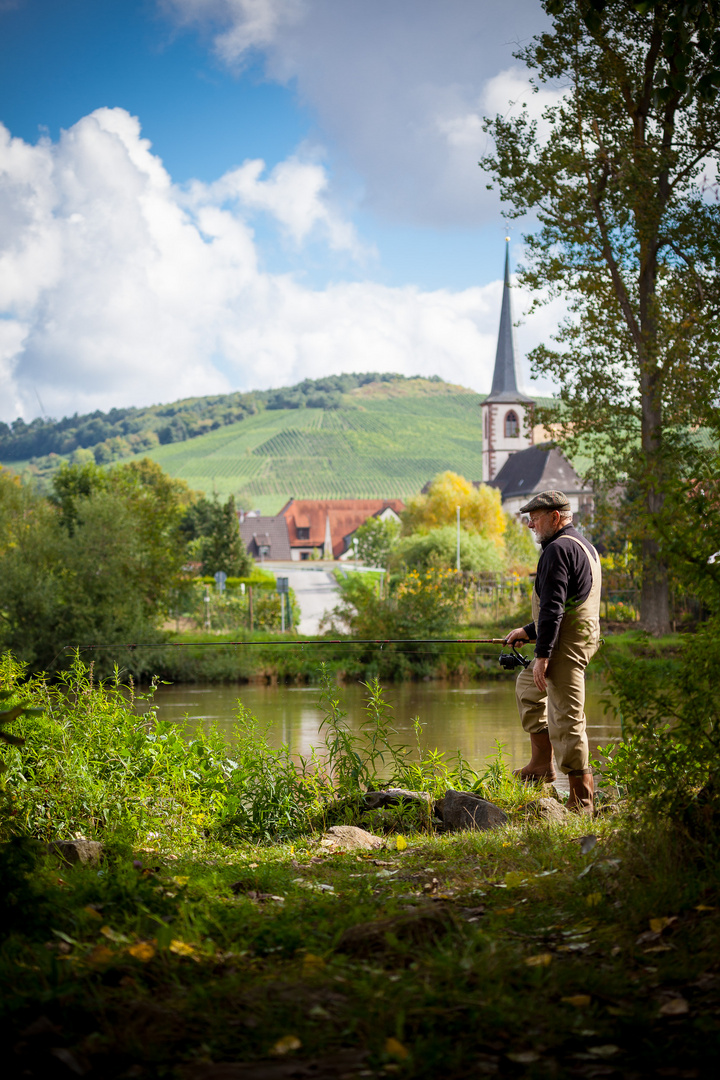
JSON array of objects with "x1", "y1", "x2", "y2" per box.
[
  {"x1": 485, "y1": 242, "x2": 532, "y2": 404},
  {"x1": 489, "y1": 443, "x2": 592, "y2": 502},
  {"x1": 238, "y1": 515, "x2": 292, "y2": 560},
  {"x1": 280, "y1": 498, "x2": 405, "y2": 559}
]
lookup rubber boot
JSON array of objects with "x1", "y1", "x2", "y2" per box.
[
  {"x1": 512, "y1": 730, "x2": 557, "y2": 783},
  {"x1": 567, "y1": 770, "x2": 594, "y2": 814}
]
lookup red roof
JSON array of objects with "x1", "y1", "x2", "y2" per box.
[{"x1": 280, "y1": 498, "x2": 405, "y2": 558}]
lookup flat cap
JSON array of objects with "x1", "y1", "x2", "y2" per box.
[{"x1": 519, "y1": 490, "x2": 571, "y2": 513}]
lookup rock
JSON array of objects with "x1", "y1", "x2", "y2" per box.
[
  {"x1": 363, "y1": 788, "x2": 432, "y2": 810},
  {"x1": 46, "y1": 840, "x2": 103, "y2": 866},
  {"x1": 433, "y1": 790, "x2": 508, "y2": 832},
  {"x1": 337, "y1": 904, "x2": 455, "y2": 956},
  {"x1": 318, "y1": 826, "x2": 384, "y2": 852},
  {"x1": 524, "y1": 798, "x2": 570, "y2": 823}
]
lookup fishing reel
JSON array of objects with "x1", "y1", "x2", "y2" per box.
[{"x1": 498, "y1": 643, "x2": 531, "y2": 671}]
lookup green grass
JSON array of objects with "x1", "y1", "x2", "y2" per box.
[
  {"x1": 2, "y1": 817, "x2": 719, "y2": 1078},
  {"x1": 3, "y1": 650, "x2": 720, "y2": 1076}
]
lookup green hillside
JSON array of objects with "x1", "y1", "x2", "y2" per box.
[{"x1": 139, "y1": 380, "x2": 484, "y2": 514}]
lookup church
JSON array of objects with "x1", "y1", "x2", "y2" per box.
[{"x1": 482, "y1": 242, "x2": 593, "y2": 522}]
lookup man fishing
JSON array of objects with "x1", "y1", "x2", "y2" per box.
[{"x1": 504, "y1": 491, "x2": 601, "y2": 813}]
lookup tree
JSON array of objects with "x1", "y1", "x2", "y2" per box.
[
  {"x1": 0, "y1": 460, "x2": 198, "y2": 670},
  {"x1": 353, "y1": 515, "x2": 400, "y2": 568},
  {"x1": 390, "y1": 526, "x2": 505, "y2": 575},
  {"x1": 481, "y1": 0, "x2": 720, "y2": 633},
  {"x1": 181, "y1": 495, "x2": 253, "y2": 578},
  {"x1": 402, "y1": 472, "x2": 506, "y2": 546}
]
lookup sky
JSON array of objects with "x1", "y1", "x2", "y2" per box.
[{"x1": 0, "y1": 0, "x2": 564, "y2": 424}]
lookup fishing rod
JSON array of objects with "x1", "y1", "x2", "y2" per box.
[{"x1": 64, "y1": 637, "x2": 514, "y2": 652}]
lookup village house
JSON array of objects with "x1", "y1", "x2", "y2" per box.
[{"x1": 238, "y1": 499, "x2": 404, "y2": 562}]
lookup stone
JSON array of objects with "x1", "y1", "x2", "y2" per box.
[
  {"x1": 318, "y1": 825, "x2": 384, "y2": 852},
  {"x1": 363, "y1": 788, "x2": 432, "y2": 810},
  {"x1": 433, "y1": 790, "x2": 508, "y2": 832},
  {"x1": 336, "y1": 904, "x2": 455, "y2": 956},
  {"x1": 46, "y1": 840, "x2": 103, "y2": 866},
  {"x1": 524, "y1": 798, "x2": 570, "y2": 823}
]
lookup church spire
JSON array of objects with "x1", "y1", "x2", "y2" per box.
[{"x1": 486, "y1": 239, "x2": 530, "y2": 402}]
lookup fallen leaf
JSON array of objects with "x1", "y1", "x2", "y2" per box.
[
  {"x1": 172, "y1": 876, "x2": 189, "y2": 887},
  {"x1": 588, "y1": 1045, "x2": 619, "y2": 1057},
  {"x1": 385, "y1": 1037, "x2": 409, "y2": 1061},
  {"x1": 86, "y1": 945, "x2": 114, "y2": 966},
  {"x1": 696, "y1": 904, "x2": 715, "y2": 912},
  {"x1": 83, "y1": 906, "x2": 102, "y2": 920},
  {"x1": 169, "y1": 940, "x2": 196, "y2": 956},
  {"x1": 504, "y1": 871, "x2": 525, "y2": 888},
  {"x1": 578, "y1": 835, "x2": 598, "y2": 854},
  {"x1": 586, "y1": 892, "x2": 603, "y2": 907},
  {"x1": 649, "y1": 916, "x2": 676, "y2": 934},
  {"x1": 100, "y1": 926, "x2": 128, "y2": 944},
  {"x1": 644, "y1": 944, "x2": 673, "y2": 954},
  {"x1": 497, "y1": 907, "x2": 516, "y2": 915},
  {"x1": 525, "y1": 952, "x2": 553, "y2": 967},
  {"x1": 562, "y1": 994, "x2": 591, "y2": 1007},
  {"x1": 271, "y1": 1035, "x2": 302, "y2": 1056},
  {"x1": 659, "y1": 997, "x2": 689, "y2": 1016},
  {"x1": 507, "y1": 1051, "x2": 540, "y2": 1064},
  {"x1": 127, "y1": 941, "x2": 155, "y2": 963},
  {"x1": 395, "y1": 836, "x2": 408, "y2": 852},
  {"x1": 308, "y1": 1004, "x2": 330, "y2": 1019}
]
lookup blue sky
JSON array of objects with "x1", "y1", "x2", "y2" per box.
[{"x1": 0, "y1": 0, "x2": 560, "y2": 422}]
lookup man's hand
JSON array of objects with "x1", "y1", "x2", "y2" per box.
[
  {"x1": 533, "y1": 656, "x2": 549, "y2": 692},
  {"x1": 505, "y1": 627, "x2": 530, "y2": 645}
]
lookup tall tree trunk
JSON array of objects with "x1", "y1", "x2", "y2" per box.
[{"x1": 639, "y1": 359, "x2": 671, "y2": 635}]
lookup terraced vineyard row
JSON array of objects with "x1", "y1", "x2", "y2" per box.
[{"x1": 137, "y1": 385, "x2": 485, "y2": 513}]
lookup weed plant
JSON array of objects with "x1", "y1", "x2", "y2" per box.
[
  {"x1": 0, "y1": 653, "x2": 531, "y2": 848},
  {"x1": 596, "y1": 617, "x2": 720, "y2": 818}
]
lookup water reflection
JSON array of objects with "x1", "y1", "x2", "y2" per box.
[{"x1": 148, "y1": 678, "x2": 619, "y2": 789}]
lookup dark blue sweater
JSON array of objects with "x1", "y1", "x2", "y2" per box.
[{"x1": 522, "y1": 525, "x2": 597, "y2": 658}]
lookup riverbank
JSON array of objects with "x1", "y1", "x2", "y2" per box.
[
  {"x1": 4, "y1": 815, "x2": 720, "y2": 1079},
  {"x1": 96, "y1": 628, "x2": 686, "y2": 687},
  {"x1": 2, "y1": 650, "x2": 718, "y2": 1076}
]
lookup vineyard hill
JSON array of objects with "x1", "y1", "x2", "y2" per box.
[{"x1": 140, "y1": 378, "x2": 484, "y2": 514}]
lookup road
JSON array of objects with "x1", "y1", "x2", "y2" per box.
[{"x1": 260, "y1": 562, "x2": 342, "y2": 635}]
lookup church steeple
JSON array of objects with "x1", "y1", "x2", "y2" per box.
[
  {"x1": 481, "y1": 240, "x2": 534, "y2": 484},
  {"x1": 486, "y1": 240, "x2": 531, "y2": 403}
]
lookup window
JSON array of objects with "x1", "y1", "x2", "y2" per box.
[
  {"x1": 300, "y1": 551, "x2": 310, "y2": 561},
  {"x1": 296, "y1": 527, "x2": 310, "y2": 540},
  {"x1": 504, "y1": 410, "x2": 519, "y2": 438}
]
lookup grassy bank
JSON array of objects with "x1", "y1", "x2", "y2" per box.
[
  {"x1": 3, "y1": 648, "x2": 718, "y2": 1078},
  {"x1": 3, "y1": 816, "x2": 720, "y2": 1078}
]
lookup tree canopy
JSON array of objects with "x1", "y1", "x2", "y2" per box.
[
  {"x1": 402, "y1": 472, "x2": 506, "y2": 546},
  {"x1": 481, "y1": 0, "x2": 720, "y2": 633}
]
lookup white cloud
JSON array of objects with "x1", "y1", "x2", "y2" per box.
[
  {"x1": 163, "y1": 0, "x2": 550, "y2": 227},
  {"x1": 186, "y1": 152, "x2": 363, "y2": 252},
  {"x1": 0, "y1": 108, "x2": 557, "y2": 424}
]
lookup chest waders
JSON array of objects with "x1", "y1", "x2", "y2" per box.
[{"x1": 513, "y1": 535, "x2": 602, "y2": 813}]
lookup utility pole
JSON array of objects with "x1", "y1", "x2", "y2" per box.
[{"x1": 456, "y1": 506, "x2": 461, "y2": 572}]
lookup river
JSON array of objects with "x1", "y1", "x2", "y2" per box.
[{"x1": 147, "y1": 678, "x2": 620, "y2": 789}]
